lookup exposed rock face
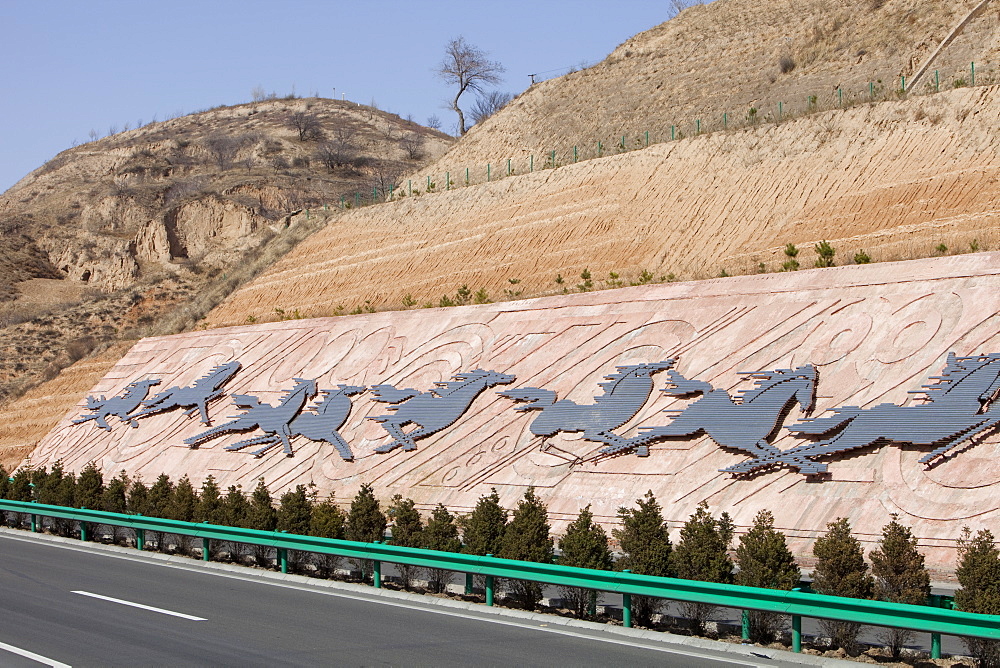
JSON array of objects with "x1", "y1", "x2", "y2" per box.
[{"x1": 28, "y1": 252, "x2": 1000, "y2": 572}]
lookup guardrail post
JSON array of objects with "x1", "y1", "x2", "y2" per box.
[
  {"x1": 30, "y1": 513, "x2": 37, "y2": 533},
  {"x1": 931, "y1": 633, "x2": 941, "y2": 659},
  {"x1": 741, "y1": 610, "x2": 750, "y2": 641},
  {"x1": 587, "y1": 590, "x2": 597, "y2": 617},
  {"x1": 791, "y1": 614, "x2": 801, "y2": 652},
  {"x1": 465, "y1": 572, "x2": 473, "y2": 595},
  {"x1": 372, "y1": 556, "x2": 381, "y2": 589},
  {"x1": 278, "y1": 549, "x2": 287, "y2": 573},
  {"x1": 136, "y1": 527, "x2": 145, "y2": 551},
  {"x1": 203, "y1": 538, "x2": 211, "y2": 561},
  {"x1": 79, "y1": 519, "x2": 88, "y2": 542},
  {"x1": 485, "y1": 554, "x2": 494, "y2": 606},
  {"x1": 622, "y1": 569, "x2": 632, "y2": 628}
]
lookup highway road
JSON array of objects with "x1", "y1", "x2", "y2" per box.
[{"x1": 0, "y1": 531, "x2": 827, "y2": 667}]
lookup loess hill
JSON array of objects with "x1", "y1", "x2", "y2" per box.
[{"x1": 0, "y1": 98, "x2": 451, "y2": 407}]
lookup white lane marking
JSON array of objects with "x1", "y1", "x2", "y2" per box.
[
  {"x1": 0, "y1": 640, "x2": 72, "y2": 667},
  {"x1": 2, "y1": 534, "x2": 770, "y2": 665},
  {"x1": 71, "y1": 591, "x2": 206, "y2": 621}
]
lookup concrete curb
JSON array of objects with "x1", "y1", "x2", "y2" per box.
[{"x1": 1, "y1": 527, "x2": 859, "y2": 666}]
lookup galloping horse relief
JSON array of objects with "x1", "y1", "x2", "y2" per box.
[
  {"x1": 73, "y1": 379, "x2": 161, "y2": 431},
  {"x1": 729, "y1": 353, "x2": 1000, "y2": 475},
  {"x1": 288, "y1": 384, "x2": 367, "y2": 461},
  {"x1": 499, "y1": 362, "x2": 675, "y2": 455},
  {"x1": 369, "y1": 370, "x2": 516, "y2": 453},
  {"x1": 128, "y1": 361, "x2": 242, "y2": 426},
  {"x1": 185, "y1": 378, "x2": 318, "y2": 457},
  {"x1": 69, "y1": 349, "x2": 1000, "y2": 479},
  {"x1": 603, "y1": 366, "x2": 818, "y2": 468}
]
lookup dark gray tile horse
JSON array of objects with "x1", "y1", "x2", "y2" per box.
[
  {"x1": 730, "y1": 352, "x2": 1000, "y2": 475},
  {"x1": 185, "y1": 378, "x2": 318, "y2": 457},
  {"x1": 288, "y1": 384, "x2": 366, "y2": 461},
  {"x1": 128, "y1": 361, "x2": 242, "y2": 426},
  {"x1": 370, "y1": 370, "x2": 515, "y2": 453},
  {"x1": 499, "y1": 361, "x2": 675, "y2": 456},
  {"x1": 605, "y1": 365, "x2": 818, "y2": 466},
  {"x1": 73, "y1": 378, "x2": 161, "y2": 431}
]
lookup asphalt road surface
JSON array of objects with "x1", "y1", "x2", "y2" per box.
[{"x1": 0, "y1": 532, "x2": 814, "y2": 667}]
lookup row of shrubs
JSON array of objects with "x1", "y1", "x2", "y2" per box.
[{"x1": 2, "y1": 463, "x2": 998, "y2": 662}]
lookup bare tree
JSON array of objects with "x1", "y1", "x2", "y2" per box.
[
  {"x1": 203, "y1": 134, "x2": 242, "y2": 171},
  {"x1": 436, "y1": 36, "x2": 505, "y2": 135},
  {"x1": 251, "y1": 85, "x2": 267, "y2": 103},
  {"x1": 286, "y1": 111, "x2": 324, "y2": 142},
  {"x1": 400, "y1": 132, "x2": 425, "y2": 161},
  {"x1": 425, "y1": 114, "x2": 442, "y2": 130},
  {"x1": 371, "y1": 160, "x2": 403, "y2": 200},
  {"x1": 470, "y1": 90, "x2": 512, "y2": 126},
  {"x1": 668, "y1": 0, "x2": 702, "y2": 17}
]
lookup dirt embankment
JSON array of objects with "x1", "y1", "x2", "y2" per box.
[
  {"x1": 204, "y1": 85, "x2": 1000, "y2": 326},
  {"x1": 410, "y1": 0, "x2": 998, "y2": 185}
]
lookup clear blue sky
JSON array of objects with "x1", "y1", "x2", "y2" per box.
[{"x1": 0, "y1": 1, "x2": 668, "y2": 194}]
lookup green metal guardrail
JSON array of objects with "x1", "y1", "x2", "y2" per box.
[{"x1": 1, "y1": 499, "x2": 996, "y2": 657}]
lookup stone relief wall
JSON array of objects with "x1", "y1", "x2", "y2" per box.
[{"x1": 30, "y1": 252, "x2": 1000, "y2": 571}]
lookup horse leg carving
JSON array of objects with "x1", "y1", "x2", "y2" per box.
[
  {"x1": 224, "y1": 434, "x2": 278, "y2": 453},
  {"x1": 920, "y1": 418, "x2": 998, "y2": 464},
  {"x1": 588, "y1": 429, "x2": 648, "y2": 457},
  {"x1": 375, "y1": 422, "x2": 415, "y2": 453},
  {"x1": 326, "y1": 433, "x2": 354, "y2": 461}
]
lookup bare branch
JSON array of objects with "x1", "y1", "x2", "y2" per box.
[{"x1": 436, "y1": 36, "x2": 505, "y2": 135}]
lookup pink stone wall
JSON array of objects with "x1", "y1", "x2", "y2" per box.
[{"x1": 30, "y1": 252, "x2": 1000, "y2": 572}]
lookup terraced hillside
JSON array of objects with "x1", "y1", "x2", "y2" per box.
[
  {"x1": 204, "y1": 85, "x2": 1000, "y2": 326},
  {"x1": 411, "y1": 0, "x2": 998, "y2": 181}
]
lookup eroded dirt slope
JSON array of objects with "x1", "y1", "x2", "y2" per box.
[
  {"x1": 412, "y1": 0, "x2": 998, "y2": 182},
  {"x1": 204, "y1": 85, "x2": 999, "y2": 326}
]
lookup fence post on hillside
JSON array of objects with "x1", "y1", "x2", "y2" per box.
[
  {"x1": 838, "y1": 87, "x2": 843, "y2": 107},
  {"x1": 597, "y1": 141, "x2": 602, "y2": 157},
  {"x1": 507, "y1": 159, "x2": 511, "y2": 176},
  {"x1": 869, "y1": 81, "x2": 875, "y2": 100},
  {"x1": 465, "y1": 167, "x2": 469, "y2": 185},
  {"x1": 408, "y1": 180, "x2": 412, "y2": 196},
  {"x1": 696, "y1": 119, "x2": 702, "y2": 134},
  {"x1": 355, "y1": 193, "x2": 359, "y2": 208},
  {"x1": 485, "y1": 553, "x2": 495, "y2": 605},
  {"x1": 778, "y1": 102, "x2": 783, "y2": 121},
  {"x1": 723, "y1": 112, "x2": 728, "y2": 129},
  {"x1": 935, "y1": 70, "x2": 940, "y2": 92},
  {"x1": 671, "y1": 125, "x2": 676, "y2": 141},
  {"x1": 645, "y1": 130, "x2": 649, "y2": 146},
  {"x1": 971, "y1": 62, "x2": 976, "y2": 86},
  {"x1": 446, "y1": 172, "x2": 450, "y2": 191},
  {"x1": 550, "y1": 150, "x2": 556, "y2": 167},
  {"x1": 529, "y1": 155, "x2": 534, "y2": 172},
  {"x1": 622, "y1": 569, "x2": 633, "y2": 628},
  {"x1": 427, "y1": 175, "x2": 431, "y2": 192},
  {"x1": 388, "y1": 185, "x2": 393, "y2": 199},
  {"x1": 573, "y1": 146, "x2": 578, "y2": 162},
  {"x1": 487, "y1": 163, "x2": 491, "y2": 182},
  {"x1": 372, "y1": 187, "x2": 377, "y2": 203},
  {"x1": 900, "y1": 75, "x2": 906, "y2": 94}
]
